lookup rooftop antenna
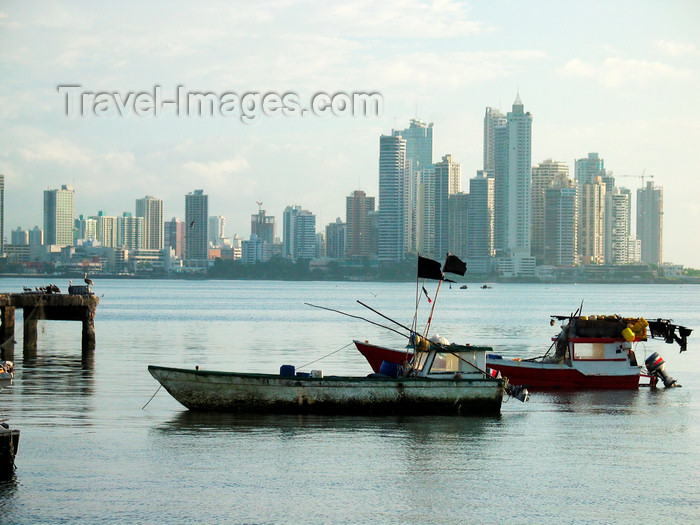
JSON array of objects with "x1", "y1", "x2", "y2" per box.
[{"x1": 256, "y1": 200, "x2": 263, "y2": 212}]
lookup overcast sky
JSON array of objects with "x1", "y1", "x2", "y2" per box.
[{"x1": 1, "y1": 1, "x2": 699, "y2": 265}]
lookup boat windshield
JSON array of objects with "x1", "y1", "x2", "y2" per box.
[{"x1": 430, "y1": 352, "x2": 462, "y2": 373}]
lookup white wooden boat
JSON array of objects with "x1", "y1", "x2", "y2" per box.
[{"x1": 148, "y1": 342, "x2": 508, "y2": 415}]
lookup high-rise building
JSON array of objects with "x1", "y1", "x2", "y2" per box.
[
  {"x1": 77, "y1": 215, "x2": 97, "y2": 242},
  {"x1": 164, "y1": 217, "x2": 186, "y2": 258},
  {"x1": 431, "y1": 154, "x2": 461, "y2": 258},
  {"x1": 11, "y1": 227, "x2": 29, "y2": 245},
  {"x1": 531, "y1": 159, "x2": 570, "y2": 265},
  {"x1": 0, "y1": 174, "x2": 4, "y2": 256},
  {"x1": 135, "y1": 196, "x2": 163, "y2": 251},
  {"x1": 345, "y1": 190, "x2": 375, "y2": 258},
  {"x1": 605, "y1": 187, "x2": 632, "y2": 265},
  {"x1": 483, "y1": 108, "x2": 506, "y2": 173},
  {"x1": 447, "y1": 193, "x2": 469, "y2": 259},
  {"x1": 325, "y1": 218, "x2": 346, "y2": 259},
  {"x1": 117, "y1": 212, "x2": 144, "y2": 251},
  {"x1": 575, "y1": 153, "x2": 605, "y2": 185},
  {"x1": 467, "y1": 170, "x2": 495, "y2": 260},
  {"x1": 96, "y1": 212, "x2": 117, "y2": 247},
  {"x1": 393, "y1": 119, "x2": 433, "y2": 252},
  {"x1": 637, "y1": 180, "x2": 663, "y2": 266},
  {"x1": 29, "y1": 226, "x2": 44, "y2": 246},
  {"x1": 578, "y1": 176, "x2": 607, "y2": 265},
  {"x1": 282, "y1": 205, "x2": 316, "y2": 260},
  {"x1": 185, "y1": 189, "x2": 208, "y2": 262},
  {"x1": 208, "y1": 216, "x2": 226, "y2": 247},
  {"x1": 251, "y1": 208, "x2": 276, "y2": 245},
  {"x1": 543, "y1": 179, "x2": 578, "y2": 266},
  {"x1": 378, "y1": 134, "x2": 409, "y2": 261},
  {"x1": 493, "y1": 94, "x2": 533, "y2": 267},
  {"x1": 43, "y1": 184, "x2": 75, "y2": 247}
]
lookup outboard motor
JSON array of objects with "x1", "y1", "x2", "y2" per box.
[
  {"x1": 505, "y1": 382, "x2": 529, "y2": 402},
  {"x1": 645, "y1": 352, "x2": 679, "y2": 388}
]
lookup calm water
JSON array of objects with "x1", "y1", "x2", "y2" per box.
[{"x1": 1, "y1": 278, "x2": 699, "y2": 524}]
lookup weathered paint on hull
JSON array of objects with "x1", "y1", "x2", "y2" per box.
[{"x1": 148, "y1": 366, "x2": 504, "y2": 415}]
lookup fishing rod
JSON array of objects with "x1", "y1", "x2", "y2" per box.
[
  {"x1": 304, "y1": 303, "x2": 410, "y2": 340},
  {"x1": 356, "y1": 300, "x2": 416, "y2": 337}
]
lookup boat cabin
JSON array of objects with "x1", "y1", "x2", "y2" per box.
[{"x1": 411, "y1": 342, "x2": 491, "y2": 379}]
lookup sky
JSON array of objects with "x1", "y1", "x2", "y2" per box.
[{"x1": 1, "y1": 1, "x2": 699, "y2": 265}]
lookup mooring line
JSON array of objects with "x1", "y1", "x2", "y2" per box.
[
  {"x1": 142, "y1": 384, "x2": 162, "y2": 410},
  {"x1": 296, "y1": 342, "x2": 354, "y2": 370}
]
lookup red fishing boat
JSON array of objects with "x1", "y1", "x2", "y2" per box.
[{"x1": 355, "y1": 315, "x2": 691, "y2": 391}]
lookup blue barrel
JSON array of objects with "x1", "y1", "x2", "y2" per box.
[
  {"x1": 379, "y1": 360, "x2": 403, "y2": 378},
  {"x1": 279, "y1": 364, "x2": 295, "y2": 377}
]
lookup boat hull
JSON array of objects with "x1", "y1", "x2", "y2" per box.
[
  {"x1": 485, "y1": 360, "x2": 640, "y2": 390},
  {"x1": 148, "y1": 365, "x2": 504, "y2": 416},
  {"x1": 354, "y1": 341, "x2": 641, "y2": 391}
]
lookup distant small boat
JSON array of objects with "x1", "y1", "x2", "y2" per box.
[
  {"x1": 459, "y1": 285, "x2": 468, "y2": 290},
  {"x1": 480, "y1": 284, "x2": 492, "y2": 289}
]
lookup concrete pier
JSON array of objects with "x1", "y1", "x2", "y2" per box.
[{"x1": 0, "y1": 292, "x2": 99, "y2": 354}]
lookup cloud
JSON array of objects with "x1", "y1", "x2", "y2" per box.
[
  {"x1": 654, "y1": 40, "x2": 699, "y2": 57},
  {"x1": 560, "y1": 56, "x2": 693, "y2": 88}
]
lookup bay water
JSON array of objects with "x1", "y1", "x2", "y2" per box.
[{"x1": 1, "y1": 278, "x2": 699, "y2": 524}]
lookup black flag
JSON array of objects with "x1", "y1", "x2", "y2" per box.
[
  {"x1": 417, "y1": 256, "x2": 443, "y2": 281},
  {"x1": 443, "y1": 254, "x2": 467, "y2": 276}
]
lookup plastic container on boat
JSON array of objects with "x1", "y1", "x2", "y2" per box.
[
  {"x1": 280, "y1": 365, "x2": 295, "y2": 377},
  {"x1": 310, "y1": 369, "x2": 323, "y2": 378},
  {"x1": 379, "y1": 360, "x2": 404, "y2": 378}
]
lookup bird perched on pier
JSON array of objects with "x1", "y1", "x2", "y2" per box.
[
  {"x1": 23, "y1": 286, "x2": 31, "y2": 292},
  {"x1": 84, "y1": 273, "x2": 94, "y2": 286}
]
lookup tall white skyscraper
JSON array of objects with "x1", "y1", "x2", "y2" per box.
[
  {"x1": 493, "y1": 94, "x2": 533, "y2": 274},
  {"x1": 185, "y1": 189, "x2": 208, "y2": 262},
  {"x1": 43, "y1": 184, "x2": 75, "y2": 247},
  {"x1": 135, "y1": 196, "x2": 163, "y2": 251},
  {"x1": 378, "y1": 134, "x2": 409, "y2": 261},
  {"x1": 467, "y1": 170, "x2": 495, "y2": 260},
  {"x1": 96, "y1": 212, "x2": 117, "y2": 247},
  {"x1": 637, "y1": 180, "x2": 663, "y2": 266},
  {"x1": 432, "y1": 154, "x2": 461, "y2": 258},
  {"x1": 605, "y1": 187, "x2": 632, "y2": 265},
  {"x1": 117, "y1": 213, "x2": 144, "y2": 251}
]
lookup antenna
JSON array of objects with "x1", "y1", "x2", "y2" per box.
[{"x1": 256, "y1": 200, "x2": 263, "y2": 212}]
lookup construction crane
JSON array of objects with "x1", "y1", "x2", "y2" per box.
[{"x1": 617, "y1": 171, "x2": 654, "y2": 188}]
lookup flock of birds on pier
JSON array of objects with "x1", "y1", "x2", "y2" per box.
[{"x1": 21, "y1": 274, "x2": 94, "y2": 295}]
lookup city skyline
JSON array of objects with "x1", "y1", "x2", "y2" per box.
[{"x1": 1, "y1": 2, "x2": 698, "y2": 265}]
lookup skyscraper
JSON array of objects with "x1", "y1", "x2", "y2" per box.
[
  {"x1": 605, "y1": 187, "x2": 632, "y2": 265},
  {"x1": 282, "y1": 205, "x2": 316, "y2": 260},
  {"x1": 637, "y1": 180, "x2": 663, "y2": 266},
  {"x1": 393, "y1": 119, "x2": 433, "y2": 252},
  {"x1": 543, "y1": 179, "x2": 578, "y2": 266},
  {"x1": 531, "y1": 159, "x2": 570, "y2": 265},
  {"x1": 325, "y1": 218, "x2": 346, "y2": 259},
  {"x1": 345, "y1": 190, "x2": 375, "y2": 258},
  {"x1": 467, "y1": 170, "x2": 495, "y2": 260},
  {"x1": 208, "y1": 215, "x2": 226, "y2": 247},
  {"x1": 493, "y1": 94, "x2": 533, "y2": 271},
  {"x1": 483, "y1": 108, "x2": 506, "y2": 173},
  {"x1": 96, "y1": 212, "x2": 117, "y2": 247},
  {"x1": 117, "y1": 212, "x2": 144, "y2": 251},
  {"x1": 251, "y1": 208, "x2": 276, "y2": 245},
  {"x1": 43, "y1": 184, "x2": 75, "y2": 247},
  {"x1": 432, "y1": 154, "x2": 461, "y2": 258},
  {"x1": 164, "y1": 217, "x2": 186, "y2": 258},
  {"x1": 578, "y1": 176, "x2": 607, "y2": 265},
  {"x1": 378, "y1": 134, "x2": 409, "y2": 261},
  {"x1": 185, "y1": 189, "x2": 208, "y2": 262},
  {"x1": 447, "y1": 192, "x2": 469, "y2": 259},
  {"x1": 575, "y1": 153, "x2": 605, "y2": 185},
  {"x1": 135, "y1": 196, "x2": 164, "y2": 250}
]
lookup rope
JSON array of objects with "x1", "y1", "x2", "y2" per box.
[
  {"x1": 296, "y1": 342, "x2": 354, "y2": 370},
  {"x1": 141, "y1": 384, "x2": 162, "y2": 410}
]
